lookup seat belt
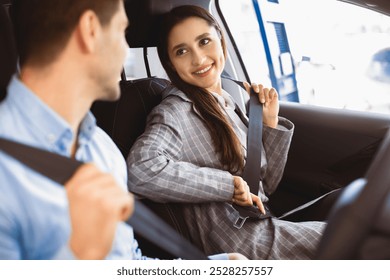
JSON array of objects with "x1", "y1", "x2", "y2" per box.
[
  {"x1": 221, "y1": 76, "x2": 273, "y2": 229},
  {"x1": 222, "y1": 77, "x2": 342, "y2": 224},
  {"x1": 0, "y1": 137, "x2": 208, "y2": 260}
]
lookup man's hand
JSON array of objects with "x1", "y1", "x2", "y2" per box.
[{"x1": 65, "y1": 163, "x2": 134, "y2": 259}]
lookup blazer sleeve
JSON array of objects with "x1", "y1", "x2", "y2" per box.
[
  {"x1": 261, "y1": 116, "x2": 294, "y2": 195},
  {"x1": 126, "y1": 105, "x2": 235, "y2": 203}
]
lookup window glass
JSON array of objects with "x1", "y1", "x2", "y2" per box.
[
  {"x1": 123, "y1": 48, "x2": 167, "y2": 80},
  {"x1": 218, "y1": 0, "x2": 271, "y2": 86},
  {"x1": 219, "y1": 0, "x2": 390, "y2": 113}
]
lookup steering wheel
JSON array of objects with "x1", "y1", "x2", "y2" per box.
[{"x1": 316, "y1": 129, "x2": 390, "y2": 259}]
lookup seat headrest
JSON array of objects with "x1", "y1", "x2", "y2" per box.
[
  {"x1": 0, "y1": 4, "x2": 17, "y2": 101},
  {"x1": 91, "y1": 77, "x2": 171, "y2": 158},
  {"x1": 0, "y1": 0, "x2": 12, "y2": 5},
  {"x1": 125, "y1": 0, "x2": 211, "y2": 48}
]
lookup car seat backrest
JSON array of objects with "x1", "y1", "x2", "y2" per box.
[
  {"x1": 92, "y1": 0, "x2": 212, "y2": 156},
  {"x1": 124, "y1": 0, "x2": 211, "y2": 48},
  {"x1": 92, "y1": 78, "x2": 171, "y2": 159},
  {"x1": 0, "y1": 3, "x2": 17, "y2": 102}
]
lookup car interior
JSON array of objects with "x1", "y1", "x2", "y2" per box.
[{"x1": 1, "y1": 0, "x2": 390, "y2": 259}]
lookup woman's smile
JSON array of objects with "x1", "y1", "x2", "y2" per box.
[{"x1": 193, "y1": 64, "x2": 213, "y2": 76}]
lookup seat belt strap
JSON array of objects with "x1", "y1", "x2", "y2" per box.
[
  {"x1": 221, "y1": 75, "x2": 264, "y2": 188},
  {"x1": 0, "y1": 137, "x2": 207, "y2": 260},
  {"x1": 242, "y1": 88, "x2": 264, "y2": 189},
  {"x1": 221, "y1": 76, "x2": 272, "y2": 228},
  {"x1": 0, "y1": 137, "x2": 83, "y2": 185}
]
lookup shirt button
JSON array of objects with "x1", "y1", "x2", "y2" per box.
[{"x1": 47, "y1": 134, "x2": 56, "y2": 144}]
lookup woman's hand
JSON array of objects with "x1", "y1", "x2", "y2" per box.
[
  {"x1": 244, "y1": 82, "x2": 279, "y2": 128},
  {"x1": 232, "y1": 176, "x2": 265, "y2": 214}
]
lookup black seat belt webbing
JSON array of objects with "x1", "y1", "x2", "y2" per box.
[
  {"x1": 242, "y1": 88, "x2": 264, "y2": 191},
  {"x1": 221, "y1": 76, "x2": 339, "y2": 223},
  {"x1": 0, "y1": 137, "x2": 83, "y2": 185},
  {"x1": 0, "y1": 137, "x2": 207, "y2": 260},
  {"x1": 221, "y1": 76, "x2": 272, "y2": 228},
  {"x1": 221, "y1": 75, "x2": 263, "y2": 188}
]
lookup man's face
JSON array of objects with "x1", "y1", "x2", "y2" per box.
[{"x1": 93, "y1": 1, "x2": 129, "y2": 101}]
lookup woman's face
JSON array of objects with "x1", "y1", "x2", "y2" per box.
[{"x1": 167, "y1": 16, "x2": 225, "y2": 94}]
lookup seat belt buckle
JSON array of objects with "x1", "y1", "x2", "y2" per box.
[
  {"x1": 233, "y1": 214, "x2": 249, "y2": 229},
  {"x1": 231, "y1": 202, "x2": 273, "y2": 229}
]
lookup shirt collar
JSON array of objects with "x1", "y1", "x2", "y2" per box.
[
  {"x1": 211, "y1": 89, "x2": 236, "y2": 109},
  {"x1": 7, "y1": 75, "x2": 96, "y2": 155}
]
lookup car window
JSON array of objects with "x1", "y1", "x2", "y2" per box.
[
  {"x1": 123, "y1": 47, "x2": 168, "y2": 80},
  {"x1": 219, "y1": 0, "x2": 390, "y2": 114},
  {"x1": 217, "y1": 0, "x2": 271, "y2": 86}
]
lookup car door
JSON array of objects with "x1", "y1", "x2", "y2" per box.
[
  {"x1": 274, "y1": 102, "x2": 390, "y2": 215},
  {"x1": 214, "y1": 0, "x2": 390, "y2": 215}
]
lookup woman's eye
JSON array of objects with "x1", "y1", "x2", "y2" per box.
[
  {"x1": 200, "y1": 38, "x2": 210, "y2": 46},
  {"x1": 176, "y1": 48, "x2": 187, "y2": 56}
]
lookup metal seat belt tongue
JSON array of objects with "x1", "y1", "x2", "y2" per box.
[
  {"x1": 232, "y1": 204, "x2": 262, "y2": 229},
  {"x1": 232, "y1": 196, "x2": 271, "y2": 229},
  {"x1": 234, "y1": 215, "x2": 249, "y2": 230}
]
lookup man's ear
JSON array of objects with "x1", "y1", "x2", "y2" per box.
[{"x1": 76, "y1": 10, "x2": 101, "y2": 53}]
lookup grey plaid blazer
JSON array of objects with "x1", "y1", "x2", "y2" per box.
[{"x1": 127, "y1": 86, "x2": 325, "y2": 259}]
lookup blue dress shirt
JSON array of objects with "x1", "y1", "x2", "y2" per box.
[
  {"x1": 0, "y1": 76, "x2": 146, "y2": 260},
  {"x1": 0, "y1": 76, "x2": 228, "y2": 261}
]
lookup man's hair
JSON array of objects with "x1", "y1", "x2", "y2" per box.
[{"x1": 11, "y1": 0, "x2": 121, "y2": 66}]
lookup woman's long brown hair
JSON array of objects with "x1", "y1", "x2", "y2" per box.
[{"x1": 157, "y1": 5, "x2": 244, "y2": 173}]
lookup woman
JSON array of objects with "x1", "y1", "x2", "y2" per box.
[{"x1": 127, "y1": 5, "x2": 325, "y2": 259}]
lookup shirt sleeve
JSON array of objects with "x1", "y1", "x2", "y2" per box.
[
  {"x1": 52, "y1": 245, "x2": 77, "y2": 260},
  {"x1": 127, "y1": 105, "x2": 234, "y2": 204},
  {"x1": 0, "y1": 211, "x2": 21, "y2": 260}
]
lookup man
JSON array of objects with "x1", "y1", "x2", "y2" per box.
[{"x1": 0, "y1": 0, "x2": 245, "y2": 260}]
